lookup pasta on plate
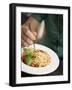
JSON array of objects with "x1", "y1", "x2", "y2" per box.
[{"x1": 21, "y1": 48, "x2": 51, "y2": 67}]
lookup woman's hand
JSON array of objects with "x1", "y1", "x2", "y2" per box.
[{"x1": 21, "y1": 25, "x2": 37, "y2": 47}]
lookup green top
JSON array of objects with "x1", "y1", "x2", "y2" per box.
[{"x1": 32, "y1": 14, "x2": 63, "y2": 59}]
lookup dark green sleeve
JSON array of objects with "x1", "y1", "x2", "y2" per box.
[{"x1": 31, "y1": 14, "x2": 45, "y2": 23}]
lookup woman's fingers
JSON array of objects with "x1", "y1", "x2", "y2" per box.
[
  {"x1": 21, "y1": 25, "x2": 37, "y2": 47},
  {"x1": 22, "y1": 26, "x2": 36, "y2": 41},
  {"x1": 21, "y1": 40, "x2": 29, "y2": 47},
  {"x1": 33, "y1": 31, "x2": 37, "y2": 37},
  {"x1": 22, "y1": 34, "x2": 33, "y2": 45}
]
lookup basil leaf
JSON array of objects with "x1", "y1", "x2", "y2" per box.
[
  {"x1": 24, "y1": 48, "x2": 32, "y2": 65},
  {"x1": 26, "y1": 56, "x2": 32, "y2": 65},
  {"x1": 24, "y1": 48, "x2": 31, "y2": 55}
]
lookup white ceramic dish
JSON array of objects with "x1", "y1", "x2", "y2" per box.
[{"x1": 21, "y1": 44, "x2": 60, "y2": 75}]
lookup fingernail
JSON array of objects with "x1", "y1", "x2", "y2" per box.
[
  {"x1": 33, "y1": 36, "x2": 36, "y2": 40},
  {"x1": 29, "y1": 40, "x2": 33, "y2": 44}
]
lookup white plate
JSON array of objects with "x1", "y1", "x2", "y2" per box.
[{"x1": 21, "y1": 44, "x2": 60, "y2": 75}]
